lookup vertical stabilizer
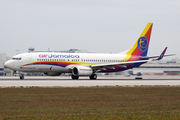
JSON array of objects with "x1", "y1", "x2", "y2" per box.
[
  {"x1": 127, "y1": 23, "x2": 153, "y2": 56},
  {"x1": 125, "y1": 23, "x2": 153, "y2": 61}
]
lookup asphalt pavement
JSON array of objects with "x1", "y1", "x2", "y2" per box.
[{"x1": 0, "y1": 76, "x2": 180, "y2": 87}]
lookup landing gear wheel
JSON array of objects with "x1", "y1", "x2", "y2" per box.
[
  {"x1": 89, "y1": 74, "x2": 97, "y2": 80},
  {"x1": 71, "y1": 74, "x2": 79, "y2": 79},
  {"x1": 135, "y1": 77, "x2": 142, "y2": 79},
  {"x1": 20, "y1": 74, "x2": 24, "y2": 80}
]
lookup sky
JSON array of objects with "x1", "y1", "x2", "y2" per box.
[{"x1": 0, "y1": 0, "x2": 180, "y2": 59}]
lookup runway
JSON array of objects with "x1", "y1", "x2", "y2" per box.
[{"x1": 0, "y1": 76, "x2": 180, "y2": 87}]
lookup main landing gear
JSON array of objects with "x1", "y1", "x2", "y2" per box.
[
  {"x1": 89, "y1": 74, "x2": 97, "y2": 80},
  {"x1": 71, "y1": 74, "x2": 97, "y2": 80},
  {"x1": 20, "y1": 74, "x2": 24, "y2": 80}
]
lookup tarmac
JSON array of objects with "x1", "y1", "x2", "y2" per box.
[{"x1": 0, "y1": 75, "x2": 180, "y2": 87}]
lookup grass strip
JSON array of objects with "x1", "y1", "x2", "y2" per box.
[{"x1": 0, "y1": 86, "x2": 180, "y2": 120}]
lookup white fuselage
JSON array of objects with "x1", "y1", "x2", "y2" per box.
[{"x1": 4, "y1": 52, "x2": 134, "y2": 73}]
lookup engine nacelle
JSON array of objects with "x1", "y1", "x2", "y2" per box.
[
  {"x1": 44, "y1": 72, "x2": 62, "y2": 76},
  {"x1": 72, "y1": 66, "x2": 93, "y2": 76}
]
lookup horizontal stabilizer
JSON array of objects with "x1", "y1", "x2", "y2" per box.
[
  {"x1": 141, "y1": 54, "x2": 175, "y2": 60},
  {"x1": 141, "y1": 47, "x2": 175, "y2": 60}
]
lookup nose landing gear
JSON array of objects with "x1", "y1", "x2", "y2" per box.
[{"x1": 20, "y1": 74, "x2": 24, "y2": 80}]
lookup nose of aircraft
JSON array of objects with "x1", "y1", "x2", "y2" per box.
[{"x1": 4, "y1": 60, "x2": 11, "y2": 69}]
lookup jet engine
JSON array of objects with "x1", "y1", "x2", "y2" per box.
[{"x1": 72, "y1": 66, "x2": 93, "y2": 76}]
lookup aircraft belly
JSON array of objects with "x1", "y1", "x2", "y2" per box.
[{"x1": 19, "y1": 65, "x2": 68, "y2": 72}]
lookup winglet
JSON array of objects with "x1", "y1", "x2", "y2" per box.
[{"x1": 156, "y1": 47, "x2": 167, "y2": 60}]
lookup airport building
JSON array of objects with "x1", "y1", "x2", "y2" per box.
[
  {"x1": 0, "y1": 53, "x2": 10, "y2": 76},
  {"x1": 133, "y1": 60, "x2": 180, "y2": 76},
  {"x1": 28, "y1": 47, "x2": 90, "y2": 53}
]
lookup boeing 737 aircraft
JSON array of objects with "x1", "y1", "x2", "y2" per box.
[{"x1": 4, "y1": 23, "x2": 172, "y2": 79}]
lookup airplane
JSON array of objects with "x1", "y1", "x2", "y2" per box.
[{"x1": 4, "y1": 23, "x2": 173, "y2": 80}]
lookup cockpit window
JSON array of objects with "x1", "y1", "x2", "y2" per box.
[{"x1": 12, "y1": 58, "x2": 22, "y2": 60}]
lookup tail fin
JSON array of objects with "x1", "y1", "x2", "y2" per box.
[{"x1": 126, "y1": 23, "x2": 153, "y2": 57}]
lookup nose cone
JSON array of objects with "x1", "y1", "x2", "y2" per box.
[{"x1": 4, "y1": 60, "x2": 12, "y2": 69}]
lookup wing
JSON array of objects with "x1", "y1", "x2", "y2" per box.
[{"x1": 90, "y1": 60, "x2": 150, "y2": 70}]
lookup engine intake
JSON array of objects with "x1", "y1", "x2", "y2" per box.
[{"x1": 72, "y1": 66, "x2": 93, "y2": 76}]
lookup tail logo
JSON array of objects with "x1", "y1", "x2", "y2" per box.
[{"x1": 138, "y1": 36, "x2": 148, "y2": 52}]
